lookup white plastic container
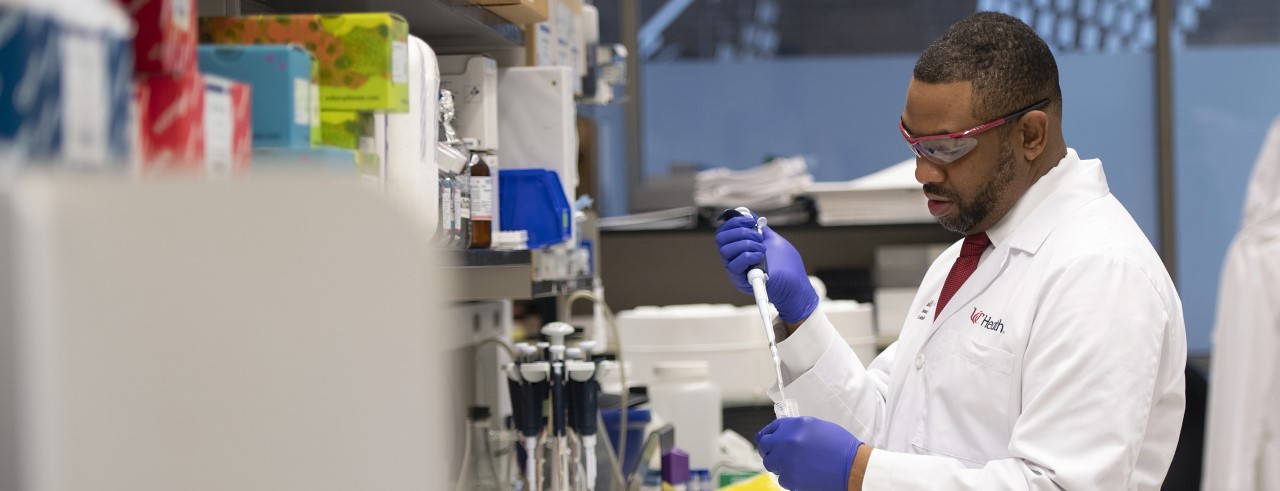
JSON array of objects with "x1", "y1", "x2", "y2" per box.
[
  {"x1": 825, "y1": 300, "x2": 878, "y2": 367},
  {"x1": 874, "y1": 287, "x2": 917, "y2": 342},
  {"x1": 647, "y1": 361, "x2": 722, "y2": 471},
  {"x1": 617, "y1": 304, "x2": 775, "y2": 405}
]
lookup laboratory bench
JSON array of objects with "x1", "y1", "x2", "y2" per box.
[{"x1": 598, "y1": 221, "x2": 957, "y2": 312}]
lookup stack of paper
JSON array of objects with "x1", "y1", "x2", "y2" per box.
[
  {"x1": 697, "y1": 197, "x2": 812, "y2": 226},
  {"x1": 807, "y1": 158, "x2": 934, "y2": 225},
  {"x1": 693, "y1": 156, "x2": 814, "y2": 210},
  {"x1": 598, "y1": 206, "x2": 701, "y2": 231}
]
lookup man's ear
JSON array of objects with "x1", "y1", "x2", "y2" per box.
[{"x1": 1018, "y1": 109, "x2": 1049, "y2": 163}]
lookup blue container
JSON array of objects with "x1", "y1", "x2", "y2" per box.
[
  {"x1": 601, "y1": 407, "x2": 651, "y2": 479},
  {"x1": 199, "y1": 45, "x2": 315, "y2": 148},
  {"x1": 499, "y1": 169, "x2": 572, "y2": 248},
  {"x1": 0, "y1": 7, "x2": 132, "y2": 165}
]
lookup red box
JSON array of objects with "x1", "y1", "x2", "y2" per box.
[
  {"x1": 122, "y1": 0, "x2": 197, "y2": 75},
  {"x1": 229, "y1": 82, "x2": 252, "y2": 174},
  {"x1": 137, "y1": 71, "x2": 205, "y2": 174}
]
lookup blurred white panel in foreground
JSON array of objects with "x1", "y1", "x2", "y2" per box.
[{"x1": 0, "y1": 174, "x2": 451, "y2": 491}]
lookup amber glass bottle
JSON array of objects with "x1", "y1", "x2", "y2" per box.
[{"x1": 467, "y1": 153, "x2": 493, "y2": 249}]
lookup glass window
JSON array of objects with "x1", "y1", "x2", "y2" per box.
[
  {"x1": 610, "y1": 0, "x2": 1158, "y2": 245},
  {"x1": 1172, "y1": 0, "x2": 1280, "y2": 353}
]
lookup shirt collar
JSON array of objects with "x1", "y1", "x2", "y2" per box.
[{"x1": 985, "y1": 148, "x2": 1103, "y2": 252}]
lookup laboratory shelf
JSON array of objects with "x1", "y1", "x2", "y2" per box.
[
  {"x1": 247, "y1": 0, "x2": 524, "y2": 52},
  {"x1": 456, "y1": 248, "x2": 531, "y2": 268},
  {"x1": 532, "y1": 275, "x2": 594, "y2": 298},
  {"x1": 447, "y1": 249, "x2": 594, "y2": 301}
]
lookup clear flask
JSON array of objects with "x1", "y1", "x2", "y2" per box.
[{"x1": 456, "y1": 406, "x2": 501, "y2": 491}]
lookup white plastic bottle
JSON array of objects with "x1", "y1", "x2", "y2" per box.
[{"x1": 647, "y1": 361, "x2": 722, "y2": 470}]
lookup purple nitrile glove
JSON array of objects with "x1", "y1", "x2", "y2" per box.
[
  {"x1": 714, "y1": 216, "x2": 819, "y2": 324},
  {"x1": 755, "y1": 416, "x2": 862, "y2": 491}
]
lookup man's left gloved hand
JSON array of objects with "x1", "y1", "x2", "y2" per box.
[{"x1": 756, "y1": 416, "x2": 863, "y2": 491}]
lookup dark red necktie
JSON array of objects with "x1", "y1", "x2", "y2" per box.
[{"x1": 935, "y1": 232, "x2": 991, "y2": 320}]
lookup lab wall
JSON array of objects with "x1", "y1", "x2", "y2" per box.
[
  {"x1": 639, "y1": 53, "x2": 1160, "y2": 247},
  {"x1": 580, "y1": 103, "x2": 629, "y2": 218},
  {"x1": 1173, "y1": 45, "x2": 1280, "y2": 355}
]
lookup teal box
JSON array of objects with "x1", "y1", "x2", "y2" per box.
[
  {"x1": 198, "y1": 44, "x2": 314, "y2": 148},
  {"x1": 252, "y1": 146, "x2": 359, "y2": 174}
]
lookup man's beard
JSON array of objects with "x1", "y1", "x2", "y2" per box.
[{"x1": 925, "y1": 140, "x2": 1017, "y2": 234}]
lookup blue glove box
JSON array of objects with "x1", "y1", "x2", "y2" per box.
[
  {"x1": 0, "y1": 7, "x2": 132, "y2": 166},
  {"x1": 198, "y1": 44, "x2": 315, "y2": 149}
]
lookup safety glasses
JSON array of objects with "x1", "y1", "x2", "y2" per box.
[{"x1": 900, "y1": 99, "x2": 1050, "y2": 164}]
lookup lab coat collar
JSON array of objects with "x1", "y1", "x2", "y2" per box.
[
  {"x1": 930, "y1": 148, "x2": 1110, "y2": 327},
  {"x1": 985, "y1": 148, "x2": 1110, "y2": 255}
]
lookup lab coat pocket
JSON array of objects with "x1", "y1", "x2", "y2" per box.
[{"x1": 911, "y1": 335, "x2": 1015, "y2": 467}]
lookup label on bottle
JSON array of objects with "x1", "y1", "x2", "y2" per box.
[
  {"x1": 453, "y1": 184, "x2": 467, "y2": 222},
  {"x1": 470, "y1": 176, "x2": 493, "y2": 221},
  {"x1": 441, "y1": 180, "x2": 455, "y2": 235}
]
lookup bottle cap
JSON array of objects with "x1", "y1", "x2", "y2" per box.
[{"x1": 661, "y1": 448, "x2": 690, "y2": 484}]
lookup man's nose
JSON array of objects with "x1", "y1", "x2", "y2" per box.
[{"x1": 915, "y1": 156, "x2": 944, "y2": 184}]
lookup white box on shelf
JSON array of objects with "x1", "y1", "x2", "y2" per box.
[
  {"x1": 497, "y1": 66, "x2": 578, "y2": 206},
  {"x1": 439, "y1": 55, "x2": 499, "y2": 153}
]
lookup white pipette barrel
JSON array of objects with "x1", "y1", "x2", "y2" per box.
[
  {"x1": 720, "y1": 207, "x2": 800, "y2": 419},
  {"x1": 582, "y1": 434, "x2": 597, "y2": 490},
  {"x1": 748, "y1": 268, "x2": 788, "y2": 403},
  {"x1": 745, "y1": 216, "x2": 799, "y2": 418}
]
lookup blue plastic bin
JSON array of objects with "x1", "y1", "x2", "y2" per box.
[
  {"x1": 601, "y1": 407, "x2": 651, "y2": 479},
  {"x1": 499, "y1": 169, "x2": 572, "y2": 248}
]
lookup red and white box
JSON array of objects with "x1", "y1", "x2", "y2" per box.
[
  {"x1": 137, "y1": 71, "x2": 205, "y2": 174},
  {"x1": 202, "y1": 76, "x2": 252, "y2": 177},
  {"x1": 229, "y1": 81, "x2": 253, "y2": 174},
  {"x1": 121, "y1": 0, "x2": 197, "y2": 75}
]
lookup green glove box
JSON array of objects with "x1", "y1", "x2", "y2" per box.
[{"x1": 201, "y1": 13, "x2": 410, "y2": 113}]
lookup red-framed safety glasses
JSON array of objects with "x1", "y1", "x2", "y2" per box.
[{"x1": 900, "y1": 99, "x2": 1050, "y2": 164}]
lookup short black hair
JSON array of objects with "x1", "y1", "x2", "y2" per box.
[{"x1": 913, "y1": 12, "x2": 1062, "y2": 121}]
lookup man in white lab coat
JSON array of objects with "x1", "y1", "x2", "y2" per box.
[
  {"x1": 1201, "y1": 117, "x2": 1280, "y2": 490},
  {"x1": 715, "y1": 12, "x2": 1187, "y2": 490}
]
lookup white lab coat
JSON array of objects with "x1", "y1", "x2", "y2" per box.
[
  {"x1": 1202, "y1": 118, "x2": 1280, "y2": 491},
  {"x1": 774, "y1": 149, "x2": 1187, "y2": 490}
]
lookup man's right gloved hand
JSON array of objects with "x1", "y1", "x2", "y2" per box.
[{"x1": 715, "y1": 216, "x2": 819, "y2": 324}]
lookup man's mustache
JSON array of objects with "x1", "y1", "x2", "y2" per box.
[{"x1": 923, "y1": 184, "x2": 959, "y2": 201}]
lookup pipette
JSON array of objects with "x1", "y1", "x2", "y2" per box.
[
  {"x1": 566, "y1": 347, "x2": 602, "y2": 491},
  {"x1": 543, "y1": 322, "x2": 576, "y2": 491},
  {"x1": 512, "y1": 344, "x2": 549, "y2": 489},
  {"x1": 719, "y1": 207, "x2": 799, "y2": 418}
]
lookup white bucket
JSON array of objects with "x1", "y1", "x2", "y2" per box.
[{"x1": 618, "y1": 305, "x2": 775, "y2": 405}]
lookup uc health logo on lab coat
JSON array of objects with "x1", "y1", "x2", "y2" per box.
[{"x1": 970, "y1": 308, "x2": 1005, "y2": 334}]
